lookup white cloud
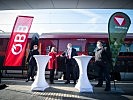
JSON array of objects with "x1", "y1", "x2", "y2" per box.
[
  {"x1": 71, "y1": 9, "x2": 102, "y2": 23},
  {"x1": 0, "y1": 9, "x2": 132, "y2": 34}
]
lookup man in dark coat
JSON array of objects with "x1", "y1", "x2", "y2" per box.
[
  {"x1": 26, "y1": 44, "x2": 39, "y2": 82},
  {"x1": 62, "y1": 43, "x2": 78, "y2": 84},
  {"x1": 95, "y1": 40, "x2": 112, "y2": 91}
]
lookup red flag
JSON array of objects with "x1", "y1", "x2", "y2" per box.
[{"x1": 4, "y1": 16, "x2": 34, "y2": 67}]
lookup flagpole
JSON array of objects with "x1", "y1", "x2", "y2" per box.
[{"x1": 108, "y1": 36, "x2": 116, "y2": 90}]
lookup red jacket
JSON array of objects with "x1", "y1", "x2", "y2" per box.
[{"x1": 48, "y1": 52, "x2": 57, "y2": 69}]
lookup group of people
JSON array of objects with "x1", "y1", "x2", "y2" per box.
[{"x1": 26, "y1": 41, "x2": 112, "y2": 91}]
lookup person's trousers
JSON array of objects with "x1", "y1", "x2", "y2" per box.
[
  {"x1": 27, "y1": 65, "x2": 36, "y2": 80},
  {"x1": 97, "y1": 62, "x2": 111, "y2": 88},
  {"x1": 50, "y1": 69, "x2": 55, "y2": 83},
  {"x1": 66, "y1": 59, "x2": 77, "y2": 83}
]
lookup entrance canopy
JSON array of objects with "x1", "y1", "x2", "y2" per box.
[{"x1": 0, "y1": 0, "x2": 133, "y2": 10}]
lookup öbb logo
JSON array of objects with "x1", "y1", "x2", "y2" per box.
[{"x1": 11, "y1": 25, "x2": 28, "y2": 55}]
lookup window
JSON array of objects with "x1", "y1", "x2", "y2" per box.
[
  {"x1": 73, "y1": 46, "x2": 81, "y2": 52},
  {"x1": 120, "y1": 44, "x2": 126, "y2": 52},
  {"x1": 130, "y1": 44, "x2": 133, "y2": 52},
  {"x1": 88, "y1": 43, "x2": 96, "y2": 56}
]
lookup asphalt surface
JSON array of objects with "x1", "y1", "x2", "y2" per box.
[{"x1": 0, "y1": 79, "x2": 133, "y2": 100}]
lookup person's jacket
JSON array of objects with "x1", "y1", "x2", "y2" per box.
[
  {"x1": 27, "y1": 49, "x2": 39, "y2": 66},
  {"x1": 48, "y1": 52, "x2": 57, "y2": 70},
  {"x1": 95, "y1": 47, "x2": 112, "y2": 64},
  {"x1": 62, "y1": 48, "x2": 78, "y2": 59},
  {"x1": 62, "y1": 48, "x2": 78, "y2": 66}
]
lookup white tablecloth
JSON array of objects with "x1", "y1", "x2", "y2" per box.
[
  {"x1": 73, "y1": 55, "x2": 93, "y2": 92},
  {"x1": 31, "y1": 55, "x2": 51, "y2": 91}
]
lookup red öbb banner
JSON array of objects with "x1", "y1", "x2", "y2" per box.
[{"x1": 4, "y1": 16, "x2": 34, "y2": 67}]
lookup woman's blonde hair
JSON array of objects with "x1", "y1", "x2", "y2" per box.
[{"x1": 51, "y1": 47, "x2": 56, "y2": 52}]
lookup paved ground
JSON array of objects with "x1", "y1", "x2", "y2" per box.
[{"x1": 0, "y1": 79, "x2": 133, "y2": 100}]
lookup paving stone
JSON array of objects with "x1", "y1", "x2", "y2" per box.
[{"x1": 0, "y1": 79, "x2": 133, "y2": 100}]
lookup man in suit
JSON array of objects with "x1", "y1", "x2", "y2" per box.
[
  {"x1": 62, "y1": 43, "x2": 78, "y2": 84},
  {"x1": 95, "y1": 40, "x2": 112, "y2": 91}
]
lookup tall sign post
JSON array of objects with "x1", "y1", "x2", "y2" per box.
[{"x1": 108, "y1": 12, "x2": 131, "y2": 89}]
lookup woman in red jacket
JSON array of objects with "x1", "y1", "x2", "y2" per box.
[{"x1": 48, "y1": 47, "x2": 57, "y2": 84}]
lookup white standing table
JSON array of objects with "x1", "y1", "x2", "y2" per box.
[
  {"x1": 31, "y1": 55, "x2": 51, "y2": 91},
  {"x1": 73, "y1": 55, "x2": 93, "y2": 92}
]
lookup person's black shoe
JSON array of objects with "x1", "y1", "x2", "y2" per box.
[
  {"x1": 0, "y1": 84, "x2": 8, "y2": 90},
  {"x1": 31, "y1": 79, "x2": 34, "y2": 81},
  {"x1": 104, "y1": 88, "x2": 111, "y2": 91},
  {"x1": 95, "y1": 84, "x2": 102, "y2": 87},
  {"x1": 64, "y1": 81, "x2": 70, "y2": 84},
  {"x1": 50, "y1": 82, "x2": 54, "y2": 84},
  {"x1": 74, "y1": 81, "x2": 76, "y2": 85},
  {"x1": 25, "y1": 79, "x2": 29, "y2": 82},
  {"x1": 50, "y1": 80, "x2": 54, "y2": 84}
]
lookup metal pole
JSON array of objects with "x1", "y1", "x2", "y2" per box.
[
  {"x1": 0, "y1": 69, "x2": 1, "y2": 83},
  {"x1": 113, "y1": 69, "x2": 116, "y2": 90}
]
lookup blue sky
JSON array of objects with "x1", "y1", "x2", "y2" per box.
[{"x1": 0, "y1": 9, "x2": 133, "y2": 35}]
